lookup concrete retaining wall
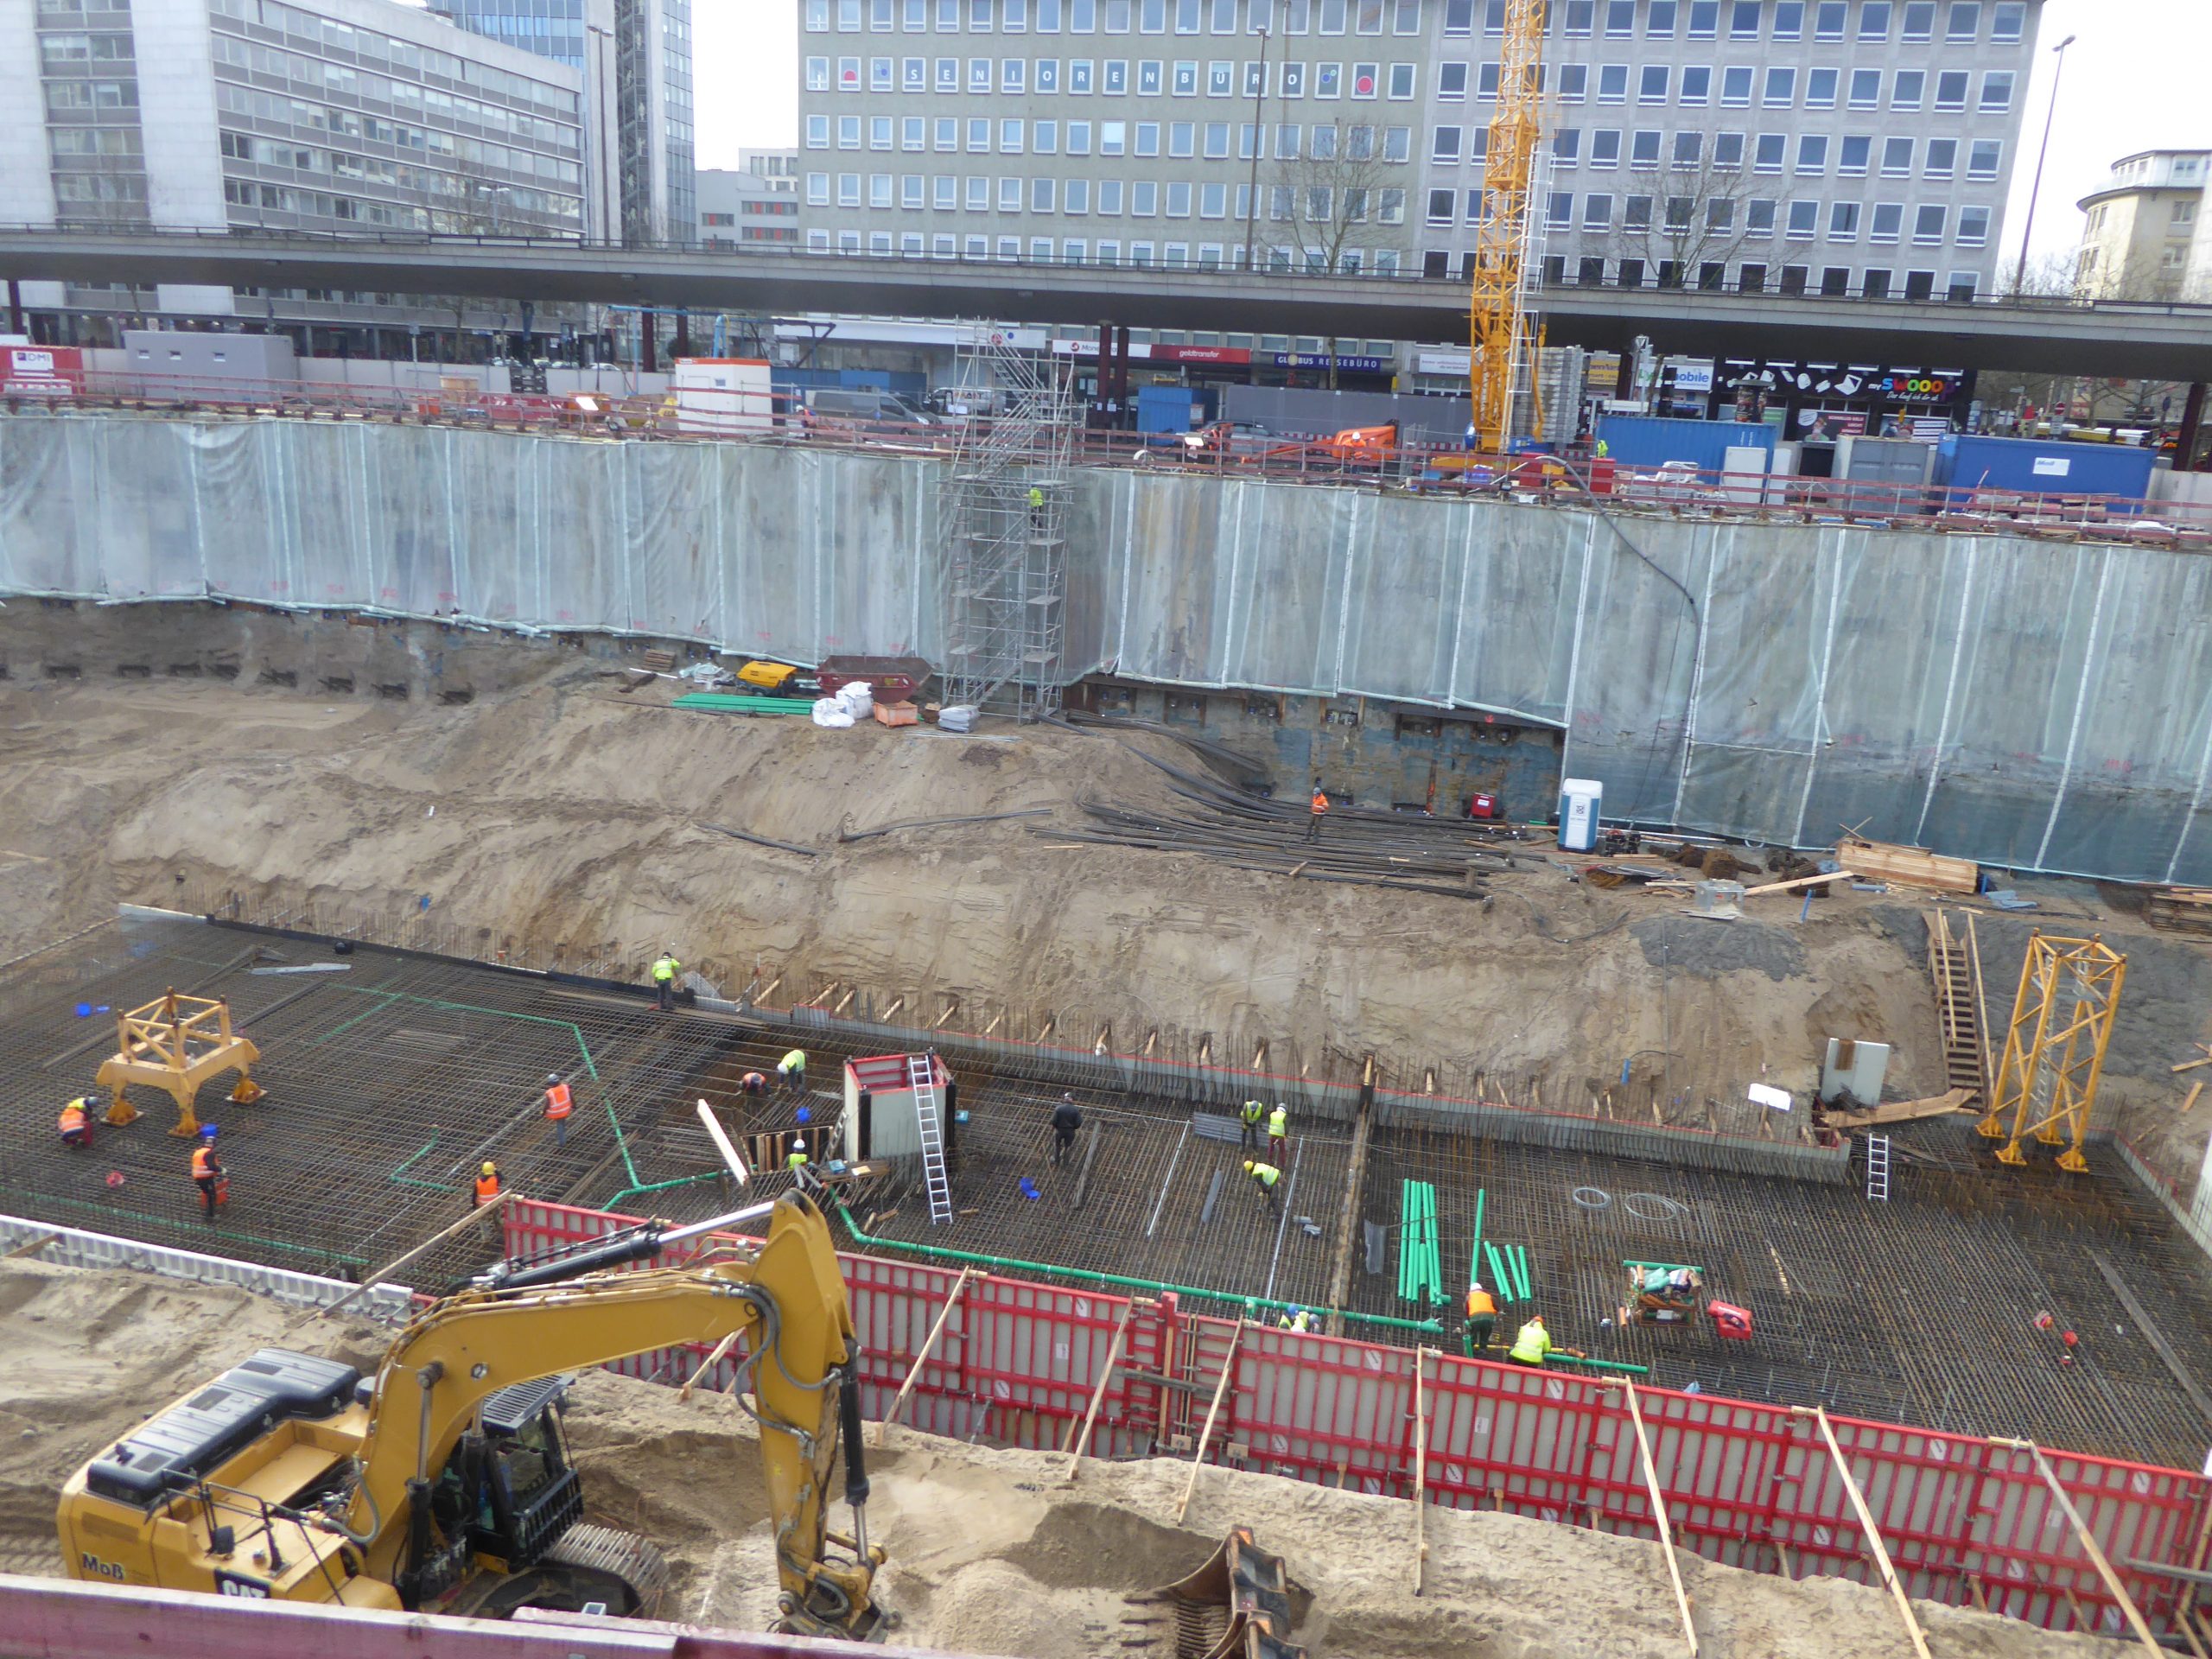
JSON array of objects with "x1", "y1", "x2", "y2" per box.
[{"x1": 7, "y1": 410, "x2": 2212, "y2": 884}]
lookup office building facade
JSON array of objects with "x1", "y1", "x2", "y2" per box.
[
  {"x1": 428, "y1": 0, "x2": 694, "y2": 241},
  {"x1": 741, "y1": 146, "x2": 804, "y2": 193},
  {"x1": 697, "y1": 166, "x2": 802, "y2": 247},
  {"x1": 2073, "y1": 149, "x2": 2205, "y2": 302},
  {"x1": 3, "y1": 0, "x2": 589, "y2": 341},
  {"x1": 796, "y1": 0, "x2": 1421, "y2": 273},
  {"x1": 792, "y1": 0, "x2": 2038, "y2": 304},
  {"x1": 1414, "y1": 0, "x2": 2043, "y2": 301}
]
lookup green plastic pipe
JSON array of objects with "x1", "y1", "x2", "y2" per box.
[
  {"x1": 833, "y1": 1201, "x2": 1446, "y2": 1336},
  {"x1": 1548, "y1": 1353, "x2": 1649, "y2": 1376},
  {"x1": 1512, "y1": 1245, "x2": 1533, "y2": 1301},
  {"x1": 1467, "y1": 1187, "x2": 1485, "y2": 1292},
  {"x1": 1484, "y1": 1241, "x2": 1513, "y2": 1302},
  {"x1": 388, "y1": 1135, "x2": 446, "y2": 1192}
]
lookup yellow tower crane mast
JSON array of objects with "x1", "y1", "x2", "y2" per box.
[{"x1": 1468, "y1": 0, "x2": 1548, "y2": 454}]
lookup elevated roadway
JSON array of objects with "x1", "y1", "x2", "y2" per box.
[{"x1": 6, "y1": 227, "x2": 2212, "y2": 378}]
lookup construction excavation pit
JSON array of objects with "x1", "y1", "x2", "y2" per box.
[{"x1": 8, "y1": 602, "x2": 2212, "y2": 1655}]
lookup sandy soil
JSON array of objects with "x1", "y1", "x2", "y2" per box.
[
  {"x1": 3, "y1": 603, "x2": 2209, "y2": 1167},
  {"x1": 0, "y1": 1259, "x2": 2111, "y2": 1657}
]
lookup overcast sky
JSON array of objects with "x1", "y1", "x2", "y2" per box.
[{"x1": 696, "y1": 0, "x2": 2196, "y2": 272}]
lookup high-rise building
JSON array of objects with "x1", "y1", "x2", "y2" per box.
[
  {"x1": 3, "y1": 0, "x2": 590, "y2": 342},
  {"x1": 428, "y1": 0, "x2": 694, "y2": 241},
  {"x1": 2073, "y1": 149, "x2": 2206, "y2": 302},
  {"x1": 1417, "y1": 0, "x2": 2044, "y2": 302}
]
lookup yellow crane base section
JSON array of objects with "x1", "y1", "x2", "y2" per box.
[{"x1": 92, "y1": 988, "x2": 264, "y2": 1137}]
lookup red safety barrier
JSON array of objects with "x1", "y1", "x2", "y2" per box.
[{"x1": 505, "y1": 1198, "x2": 2210, "y2": 1637}]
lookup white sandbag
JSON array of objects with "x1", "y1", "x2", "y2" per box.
[
  {"x1": 812, "y1": 709, "x2": 856, "y2": 728},
  {"x1": 811, "y1": 696, "x2": 842, "y2": 717},
  {"x1": 836, "y1": 681, "x2": 874, "y2": 714}
]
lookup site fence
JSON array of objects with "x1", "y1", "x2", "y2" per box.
[
  {"x1": 511, "y1": 1195, "x2": 2212, "y2": 1639},
  {"x1": 10, "y1": 378, "x2": 2209, "y2": 541}
]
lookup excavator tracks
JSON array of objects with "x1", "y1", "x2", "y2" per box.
[{"x1": 541, "y1": 1523, "x2": 671, "y2": 1619}]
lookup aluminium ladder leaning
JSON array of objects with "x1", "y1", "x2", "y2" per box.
[{"x1": 909, "y1": 1054, "x2": 954, "y2": 1226}]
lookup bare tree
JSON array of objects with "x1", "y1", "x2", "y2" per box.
[
  {"x1": 1599, "y1": 144, "x2": 1762, "y2": 290},
  {"x1": 1268, "y1": 119, "x2": 1410, "y2": 387},
  {"x1": 1981, "y1": 253, "x2": 2191, "y2": 435}
]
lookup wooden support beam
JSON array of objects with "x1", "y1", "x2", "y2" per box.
[
  {"x1": 874, "y1": 1268, "x2": 972, "y2": 1446},
  {"x1": 1176, "y1": 1321, "x2": 1243, "y2": 1524},
  {"x1": 678, "y1": 1332, "x2": 741, "y2": 1402},
  {"x1": 4, "y1": 1231, "x2": 61, "y2": 1260},
  {"x1": 1740, "y1": 870, "x2": 1857, "y2": 898},
  {"x1": 2186, "y1": 1082, "x2": 2208, "y2": 1116},
  {"x1": 1997, "y1": 1437, "x2": 2163, "y2": 1656},
  {"x1": 1323, "y1": 1087, "x2": 1375, "y2": 1340},
  {"x1": 1805, "y1": 1407, "x2": 1931, "y2": 1659},
  {"x1": 1624, "y1": 1382, "x2": 1699, "y2": 1655},
  {"x1": 1061, "y1": 1304, "x2": 1134, "y2": 1481}
]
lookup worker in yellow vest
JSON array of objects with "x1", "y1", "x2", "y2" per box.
[
  {"x1": 1267, "y1": 1103, "x2": 1288, "y2": 1163},
  {"x1": 1508, "y1": 1313, "x2": 1586, "y2": 1368},
  {"x1": 1237, "y1": 1098, "x2": 1265, "y2": 1152},
  {"x1": 777, "y1": 1048, "x2": 808, "y2": 1100},
  {"x1": 1243, "y1": 1159, "x2": 1281, "y2": 1211},
  {"x1": 651, "y1": 950, "x2": 683, "y2": 1011}
]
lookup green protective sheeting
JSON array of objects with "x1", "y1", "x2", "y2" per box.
[{"x1": 670, "y1": 692, "x2": 814, "y2": 715}]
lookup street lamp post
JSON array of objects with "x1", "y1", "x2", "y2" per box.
[
  {"x1": 1241, "y1": 28, "x2": 1269, "y2": 276},
  {"x1": 2010, "y1": 31, "x2": 2076, "y2": 297}
]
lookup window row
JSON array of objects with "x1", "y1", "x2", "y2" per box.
[
  {"x1": 810, "y1": 0, "x2": 1424, "y2": 38},
  {"x1": 805, "y1": 0, "x2": 2028, "y2": 43},
  {"x1": 806, "y1": 229, "x2": 1411, "y2": 277},
  {"x1": 1462, "y1": 0, "x2": 2024, "y2": 43},
  {"x1": 808, "y1": 54, "x2": 1414, "y2": 97},
  {"x1": 1535, "y1": 62, "x2": 2013, "y2": 112},
  {"x1": 1422, "y1": 187, "x2": 1990, "y2": 245},
  {"x1": 1529, "y1": 129, "x2": 2001, "y2": 181},
  {"x1": 1486, "y1": 252, "x2": 1988, "y2": 305},
  {"x1": 810, "y1": 113, "x2": 1412, "y2": 162},
  {"x1": 804, "y1": 169, "x2": 1411, "y2": 220}
]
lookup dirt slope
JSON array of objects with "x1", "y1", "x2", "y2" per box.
[
  {"x1": 3, "y1": 603, "x2": 2208, "y2": 1159},
  {"x1": 0, "y1": 1259, "x2": 2110, "y2": 1657}
]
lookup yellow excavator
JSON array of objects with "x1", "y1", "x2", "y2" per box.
[{"x1": 55, "y1": 1190, "x2": 889, "y2": 1640}]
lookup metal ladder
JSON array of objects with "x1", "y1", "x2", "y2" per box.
[
  {"x1": 1866, "y1": 1135, "x2": 1892, "y2": 1203},
  {"x1": 909, "y1": 1054, "x2": 954, "y2": 1227}
]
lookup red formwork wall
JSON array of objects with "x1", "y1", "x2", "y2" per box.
[{"x1": 507, "y1": 1200, "x2": 2209, "y2": 1637}]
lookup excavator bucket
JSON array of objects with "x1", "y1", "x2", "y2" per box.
[{"x1": 1126, "y1": 1527, "x2": 1306, "y2": 1659}]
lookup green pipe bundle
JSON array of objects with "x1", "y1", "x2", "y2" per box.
[{"x1": 1398, "y1": 1181, "x2": 1445, "y2": 1306}]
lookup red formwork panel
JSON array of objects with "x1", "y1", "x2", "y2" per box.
[{"x1": 504, "y1": 1200, "x2": 2210, "y2": 1638}]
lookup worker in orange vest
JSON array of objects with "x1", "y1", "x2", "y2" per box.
[
  {"x1": 1305, "y1": 781, "x2": 1329, "y2": 842},
  {"x1": 57, "y1": 1096, "x2": 93, "y2": 1149},
  {"x1": 474, "y1": 1161, "x2": 502, "y2": 1206},
  {"x1": 1463, "y1": 1281, "x2": 1498, "y2": 1357},
  {"x1": 189, "y1": 1126, "x2": 226, "y2": 1222},
  {"x1": 543, "y1": 1072, "x2": 574, "y2": 1147}
]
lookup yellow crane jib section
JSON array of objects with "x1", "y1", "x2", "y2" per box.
[
  {"x1": 1468, "y1": 0, "x2": 1547, "y2": 454},
  {"x1": 95, "y1": 988, "x2": 264, "y2": 1136},
  {"x1": 1976, "y1": 932, "x2": 2126, "y2": 1173}
]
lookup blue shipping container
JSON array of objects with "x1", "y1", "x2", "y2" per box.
[
  {"x1": 1592, "y1": 414, "x2": 1777, "y2": 473},
  {"x1": 1932, "y1": 435, "x2": 2156, "y2": 503},
  {"x1": 1136, "y1": 384, "x2": 1206, "y2": 435}
]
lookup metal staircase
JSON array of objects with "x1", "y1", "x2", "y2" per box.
[
  {"x1": 1866, "y1": 1135, "x2": 1892, "y2": 1203},
  {"x1": 909, "y1": 1053, "x2": 953, "y2": 1227},
  {"x1": 1928, "y1": 909, "x2": 1990, "y2": 1109}
]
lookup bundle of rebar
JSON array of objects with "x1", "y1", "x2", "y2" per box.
[{"x1": 1038, "y1": 749, "x2": 1529, "y2": 899}]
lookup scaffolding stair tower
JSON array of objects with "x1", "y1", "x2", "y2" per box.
[
  {"x1": 909, "y1": 1052, "x2": 954, "y2": 1227},
  {"x1": 939, "y1": 326, "x2": 1081, "y2": 718}
]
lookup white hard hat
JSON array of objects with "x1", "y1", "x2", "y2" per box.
[{"x1": 791, "y1": 1137, "x2": 805, "y2": 1149}]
